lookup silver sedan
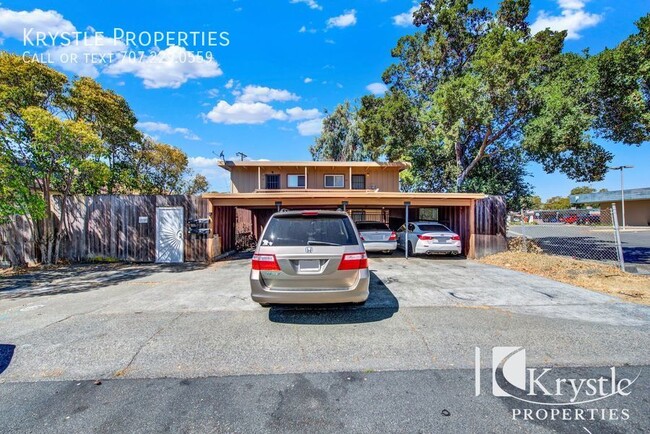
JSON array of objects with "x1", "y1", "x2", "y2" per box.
[{"x1": 355, "y1": 221, "x2": 398, "y2": 253}]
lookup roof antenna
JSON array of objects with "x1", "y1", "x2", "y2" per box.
[
  {"x1": 235, "y1": 152, "x2": 247, "y2": 161},
  {"x1": 212, "y1": 150, "x2": 226, "y2": 161}
]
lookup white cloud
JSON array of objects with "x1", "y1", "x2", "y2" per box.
[
  {"x1": 304, "y1": 77, "x2": 313, "y2": 83},
  {"x1": 224, "y1": 79, "x2": 236, "y2": 89},
  {"x1": 530, "y1": 0, "x2": 602, "y2": 40},
  {"x1": 366, "y1": 82, "x2": 388, "y2": 95},
  {"x1": 137, "y1": 121, "x2": 200, "y2": 140},
  {"x1": 392, "y1": 6, "x2": 418, "y2": 27},
  {"x1": 207, "y1": 88, "x2": 220, "y2": 98},
  {"x1": 285, "y1": 107, "x2": 320, "y2": 121},
  {"x1": 0, "y1": 7, "x2": 75, "y2": 41},
  {"x1": 324, "y1": 39, "x2": 335, "y2": 44},
  {"x1": 105, "y1": 45, "x2": 223, "y2": 89},
  {"x1": 290, "y1": 0, "x2": 322, "y2": 11},
  {"x1": 326, "y1": 10, "x2": 357, "y2": 29},
  {"x1": 44, "y1": 35, "x2": 127, "y2": 78},
  {"x1": 188, "y1": 157, "x2": 230, "y2": 192},
  {"x1": 236, "y1": 85, "x2": 300, "y2": 103},
  {"x1": 297, "y1": 118, "x2": 323, "y2": 136},
  {"x1": 205, "y1": 101, "x2": 288, "y2": 124},
  {"x1": 299, "y1": 25, "x2": 317, "y2": 33}
]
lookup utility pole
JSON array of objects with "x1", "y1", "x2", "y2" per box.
[
  {"x1": 608, "y1": 165, "x2": 634, "y2": 230},
  {"x1": 235, "y1": 152, "x2": 247, "y2": 161}
]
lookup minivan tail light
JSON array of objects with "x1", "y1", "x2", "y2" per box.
[
  {"x1": 337, "y1": 252, "x2": 368, "y2": 270},
  {"x1": 451, "y1": 234, "x2": 460, "y2": 241},
  {"x1": 388, "y1": 231, "x2": 397, "y2": 241},
  {"x1": 252, "y1": 254, "x2": 280, "y2": 271},
  {"x1": 418, "y1": 234, "x2": 434, "y2": 240}
]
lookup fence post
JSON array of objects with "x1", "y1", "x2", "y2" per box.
[
  {"x1": 520, "y1": 209, "x2": 526, "y2": 252},
  {"x1": 611, "y1": 203, "x2": 625, "y2": 272}
]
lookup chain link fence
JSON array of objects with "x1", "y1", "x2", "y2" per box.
[{"x1": 507, "y1": 205, "x2": 625, "y2": 269}]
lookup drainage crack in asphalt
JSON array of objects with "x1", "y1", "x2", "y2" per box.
[
  {"x1": 401, "y1": 310, "x2": 435, "y2": 359},
  {"x1": 115, "y1": 312, "x2": 184, "y2": 377}
]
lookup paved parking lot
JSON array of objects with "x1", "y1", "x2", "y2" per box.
[
  {"x1": 1, "y1": 254, "x2": 649, "y2": 432},
  {"x1": 1, "y1": 253, "x2": 649, "y2": 383}
]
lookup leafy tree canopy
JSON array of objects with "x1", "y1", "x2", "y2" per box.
[
  {"x1": 310, "y1": 101, "x2": 370, "y2": 161},
  {"x1": 312, "y1": 1, "x2": 650, "y2": 210}
]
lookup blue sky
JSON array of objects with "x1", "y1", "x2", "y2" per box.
[{"x1": 0, "y1": 0, "x2": 648, "y2": 198}]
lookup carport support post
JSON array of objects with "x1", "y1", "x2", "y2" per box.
[
  {"x1": 611, "y1": 203, "x2": 625, "y2": 272},
  {"x1": 275, "y1": 201, "x2": 282, "y2": 212},
  {"x1": 341, "y1": 201, "x2": 348, "y2": 212},
  {"x1": 404, "y1": 201, "x2": 411, "y2": 259}
]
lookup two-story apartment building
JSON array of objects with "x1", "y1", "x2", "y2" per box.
[{"x1": 202, "y1": 160, "x2": 506, "y2": 258}]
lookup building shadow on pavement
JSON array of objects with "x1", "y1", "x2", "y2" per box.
[
  {"x1": 0, "y1": 344, "x2": 15, "y2": 375},
  {"x1": 0, "y1": 262, "x2": 210, "y2": 300},
  {"x1": 268, "y1": 272, "x2": 399, "y2": 325}
]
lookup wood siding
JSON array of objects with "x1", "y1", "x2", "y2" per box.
[
  {"x1": 0, "y1": 195, "x2": 211, "y2": 266},
  {"x1": 209, "y1": 195, "x2": 508, "y2": 260},
  {"x1": 230, "y1": 165, "x2": 400, "y2": 193},
  {"x1": 473, "y1": 196, "x2": 507, "y2": 258}
]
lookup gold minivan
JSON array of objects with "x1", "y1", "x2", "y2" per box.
[{"x1": 250, "y1": 210, "x2": 370, "y2": 306}]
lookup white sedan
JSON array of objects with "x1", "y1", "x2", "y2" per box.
[
  {"x1": 396, "y1": 221, "x2": 462, "y2": 256},
  {"x1": 355, "y1": 221, "x2": 397, "y2": 253}
]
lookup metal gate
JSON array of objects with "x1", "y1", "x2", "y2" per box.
[{"x1": 156, "y1": 207, "x2": 184, "y2": 263}]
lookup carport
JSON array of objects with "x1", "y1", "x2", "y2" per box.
[{"x1": 203, "y1": 191, "x2": 507, "y2": 259}]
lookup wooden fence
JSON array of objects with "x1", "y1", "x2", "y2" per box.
[
  {"x1": 473, "y1": 195, "x2": 508, "y2": 258},
  {"x1": 0, "y1": 195, "x2": 213, "y2": 266}
]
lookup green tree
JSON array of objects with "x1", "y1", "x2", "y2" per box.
[
  {"x1": 355, "y1": 0, "x2": 630, "y2": 208},
  {"x1": 570, "y1": 186, "x2": 597, "y2": 195},
  {"x1": 184, "y1": 173, "x2": 210, "y2": 195},
  {"x1": 64, "y1": 77, "x2": 142, "y2": 193},
  {"x1": 0, "y1": 53, "x2": 145, "y2": 263},
  {"x1": 524, "y1": 195, "x2": 543, "y2": 210},
  {"x1": 544, "y1": 196, "x2": 571, "y2": 210},
  {"x1": 21, "y1": 107, "x2": 107, "y2": 262},
  {"x1": 593, "y1": 15, "x2": 650, "y2": 144},
  {"x1": 138, "y1": 139, "x2": 191, "y2": 195},
  {"x1": 310, "y1": 102, "x2": 369, "y2": 161}
]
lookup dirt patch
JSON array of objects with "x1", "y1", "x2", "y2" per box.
[{"x1": 479, "y1": 251, "x2": 650, "y2": 306}]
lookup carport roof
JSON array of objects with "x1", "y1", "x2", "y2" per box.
[{"x1": 202, "y1": 191, "x2": 487, "y2": 207}]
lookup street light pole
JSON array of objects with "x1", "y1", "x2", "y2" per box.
[{"x1": 608, "y1": 165, "x2": 634, "y2": 230}]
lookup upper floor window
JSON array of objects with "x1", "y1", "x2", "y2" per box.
[
  {"x1": 351, "y1": 174, "x2": 366, "y2": 190},
  {"x1": 324, "y1": 174, "x2": 345, "y2": 188},
  {"x1": 287, "y1": 174, "x2": 305, "y2": 188},
  {"x1": 265, "y1": 174, "x2": 280, "y2": 189}
]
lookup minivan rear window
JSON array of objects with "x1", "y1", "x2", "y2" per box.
[
  {"x1": 355, "y1": 222, "x2": 390, "y2": 231},
  {"x1": 261, "y1": 215, "x2": 359, "y2": 246}
]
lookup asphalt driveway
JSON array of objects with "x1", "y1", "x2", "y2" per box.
[
  {"x1": 1, "y1": 253, "x2": 649, "y2": 383},
  {"x1": 1, "y1": 254, "x2": 650, "y2": 432}
]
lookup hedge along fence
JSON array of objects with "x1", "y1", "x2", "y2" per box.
[{"x1": 0, "y1": 195, "x2": 212, "y2": 266}]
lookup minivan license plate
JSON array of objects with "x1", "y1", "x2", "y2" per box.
[{"x1": 299, "y1": 260, "x2": 320, "y2": 271}]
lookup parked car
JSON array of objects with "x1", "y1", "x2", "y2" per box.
[
  {"x1": 561, "y1": 214, "x2": 579, "y2": 224},
  {"x1": 396, "y1": 221, "x2": 462, "y2": 256},
  {"x1": 354, "y1": 221, "x2": 397, "y2": 253},
  {"x1": 250, "y1": 210, "x2": 369, "y2": 306},
  {"x1": 577, "y1": 214, "x2": 601, "y2": 225}
]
